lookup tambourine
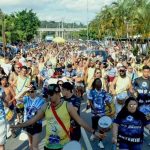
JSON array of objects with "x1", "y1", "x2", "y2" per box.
[
  {"x1": 63, "y1": 141, "x2": 81, "y2": 150},
  {"x1": 98, "y1": 116, "x2": 112, "y2": 132},
  {"x1": 116, "y1": 91, "x2": 128, "y2": 105}
]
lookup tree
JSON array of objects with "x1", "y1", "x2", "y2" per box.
[
  {"x1": 13, "y1": 9, "x2": 40, "y2": 42},
  {"x1": 87, "y1": 0, "x2": 150, "y2": 40}
]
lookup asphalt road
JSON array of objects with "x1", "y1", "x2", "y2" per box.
[{"x1": 5, "y1": 99, "x2": 150, "y2": 150}]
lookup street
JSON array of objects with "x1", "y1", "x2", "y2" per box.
[{"x1": 6, "y1": 99, "x2": 150, "y2": 150}]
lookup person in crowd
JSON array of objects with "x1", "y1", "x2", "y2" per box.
[
  {"x1": 15, "y1": 66, "x2": 31, "y2": 123},
  {"x1": 0, "y1": 84, "x2": 7, "y2": 150},
  {"x1": 9, "y1": 62, "x2": 22, "y2": 89},
  {"x1": 126, "y1": 63, "x2": 138, "y2": 83},
  {"x1": 11, "y1": 84, "x2": 105, "y2": 150},
  {"x1": 1, "y1": 57, "x2": 12, "y2": 76},
  {"x1": 112, "y1": 97, "x2": 150, "y2": 150},
  {"x1": 16, "y1": 84, "x2": 45, "y2": 150},
  {"x1": 87, "y1": 78, "x2": 113, "y2": 149},
  {"x1": 110, "y1": 65, "x2": 133, "y2": 113},
  {"x1": 133, "y1": 65, "x2": 150, "y2": 121},
  {"x1": 1, "y1": 76, "x2": 16, "y2": 138},
  {"x1": 61, "y1": 82, "x2": 81, "y2": 141},
  {"x1": 62, "y1": 64, "x2": 76, "y2": 82},
  {"x1": 40, "y1": 61, "x2": 54, "y2": 85}
]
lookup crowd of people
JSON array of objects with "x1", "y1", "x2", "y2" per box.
[{"x1": 0, "y1": 41, "x2": 149, "y2": 150}]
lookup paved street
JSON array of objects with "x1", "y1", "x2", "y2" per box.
[{"x1": 5, "y1": 100, "x2": 150, "y2": 150}]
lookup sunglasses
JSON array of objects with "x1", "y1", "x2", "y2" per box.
[
  {"x1": 30, "y1": 91, "x2": 34, "y2": 93},
  {"x1": 119, "y1": 70, "x2": 125, "y2": 72}
]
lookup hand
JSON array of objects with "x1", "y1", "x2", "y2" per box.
[
  {"x1": 146, "y1": 114, "x2": 150, "y2": 120},
  {"x1": 10, "y1": 125, "x2": 19, "y2": 128},
  {"x1": 112, "y1": 137, "x2": 117, "y2": 144},
  {"x1": 108, "y1": 111, "x2": 114, "y2": 117},
  {"x1": 95, "y1": 131, "x2": 106, "y2": 139}
]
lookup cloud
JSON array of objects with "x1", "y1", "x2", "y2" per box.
[{"x1": 0, "y1": 0, "x2": 115, "y2": 23}]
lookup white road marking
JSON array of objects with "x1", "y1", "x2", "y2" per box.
[
  {"x1": 81, "y1": 127, "x2": 93, "y2": 150},
  {"x1": 85, "y1": 108, "x2": 91, "y2": 113},
  {"x1": 82, "y1": 108, "x2": 86, "y2": 112}
]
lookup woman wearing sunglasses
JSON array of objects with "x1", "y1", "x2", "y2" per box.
[
  {"x1": 112, "y1": 97, "x2": 150, "y2": 150},
  {"x1": 14, "y1": 84, "x2": 45, "y2": 150},
  {"x1": 11, "y1": 84, "x2": 105, "y2": 150}
]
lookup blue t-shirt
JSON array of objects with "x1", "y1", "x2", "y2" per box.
[
  {"x1": 88, "y1": 89, "x2": 112, "y2": 116},
  {"x1": 134, "y1": 77, "x2": 150, "y2": 105},
  {"x1": 114, "y1": 110, "x2": 149, "y2": 143},
  {"x1": 0, "y1": 87, "x2": 5, "y2": 120},
  {"x1": 62, "y1": 69, "x2": 76, "y2": 78},
  {"x1": 23, "y1": 96, "x2": 45, "y2": 124},
  {"x1": 65, "y1": 95, "x2": 81, "y2": 128}
]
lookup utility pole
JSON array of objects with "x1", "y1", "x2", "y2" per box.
[
  {"x1": 86, "y1": 0, "x2": 89, "y2": 48},
  {"x1": 1, "y1": 12, "x2": 6, "y2": 53}
]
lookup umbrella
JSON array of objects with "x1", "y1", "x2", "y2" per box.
[{"x1": 53, "y1": 37, "x2": 65, "y2": 44}]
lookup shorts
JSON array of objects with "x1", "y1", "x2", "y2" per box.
[
  {"x1": 0, "y1": 118, "x2": 6, "y2": 145},
  {"x1": 119, "y1": 142, "x2": 142, "y2": 150},
  {"x1": 25, "y1": 123, "x2": 42, "y2": 135},
  {"x1": 16, "y1": 107, "x2": 24, "y2": 114},
  {"x1": 92, "y1": 115, "x2": 100, "y2": 130},
  {"x1": 44, "y1": 147, "x2": 62, "y2": 150},
  {"x1": 70, "y1": 127, "x2": 81, "y2": 141}
]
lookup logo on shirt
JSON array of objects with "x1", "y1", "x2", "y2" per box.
[
  {"x1": 126, "y1": 115, "x2": 134, "y2": 122},
  {"x1": 142, "y1": 82, "x2": 148, "y2": 88}
]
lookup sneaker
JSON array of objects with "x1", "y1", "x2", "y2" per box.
[
  {"x1": 90, "y1": 134, "x2": 95, "y2": 141},
  {"x1": 98, "y1": 141, "x2": 104, "y2": 149}
]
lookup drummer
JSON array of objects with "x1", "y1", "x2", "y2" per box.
[
  {"x1": 87, "y1": 78, "x2": 113, "y2": 149},
  {"x1": 110, "y1": 65, "x2": 133, "y2": 114}
]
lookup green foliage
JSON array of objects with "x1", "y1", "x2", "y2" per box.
[
  {"x1": 0, "y1": 9, "x2": 40, "y2": 42},
  {"x1": 88, "y1": 0, "x2": 150, "y2": 40}
]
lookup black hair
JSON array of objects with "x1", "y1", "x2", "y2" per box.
[
  {"x1": 21, "y1": 66, "x2": 28, "y2": 70},
  {"x1": 47, "y1": 84, "x2": 61, "y2": 96},
  {"x1": 62, "y1": 82, "x2": 74, "y2": 92},
  {"x1": 142, "y1": 65, "x2": 150, "y2": 70},
  {"x1": 118, "y1": 97, "x2": 139, "y2": 119},
  {"x1": 92, "y1": 78, "x2": 102, "y2": 90}
]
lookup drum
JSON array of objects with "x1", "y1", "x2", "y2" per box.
[
  {"x1": 5, "y1": 107, "x2": 14, "y2": 121},
  {"x1": 63, "y1": 141, "x2": 81, "y2": 150},
  {"x1": 98, "y1": 116, "x2": 112, "y2": 132},
  {"x1": 116, "y1": 91, "x2": 128, "y2": 105}
]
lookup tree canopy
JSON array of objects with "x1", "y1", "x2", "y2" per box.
[
  {"x1": 88, "y1": 0, "x2": 150, "y2": 40},
  {"x1": 0, "y1": 9, "x2": 40, "y2": 42}
]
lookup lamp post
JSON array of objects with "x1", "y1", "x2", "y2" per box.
[{"x1": 86, "y1": 0, "x2": 89, "y2": 44}]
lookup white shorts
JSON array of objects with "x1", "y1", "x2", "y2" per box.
[{"x1": 0, "y1": 118, "x2": 6, "y2": 145}]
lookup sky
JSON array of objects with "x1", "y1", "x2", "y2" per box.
[{"x1": 0, "y1": 0, "x2": 115, "y2": 24}]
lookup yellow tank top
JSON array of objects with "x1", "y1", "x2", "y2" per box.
[
  {"x1": 45, "y1": 101, "x2": 70, "y2": 149},
  {"x1": 115, "y1": 76, "x2": 130, "y2": 94}
]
